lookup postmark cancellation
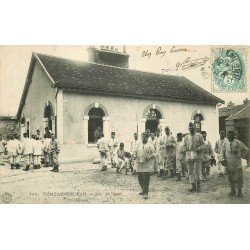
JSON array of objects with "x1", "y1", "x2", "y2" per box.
[{"x1": 211, "y1": 47, "x2": 248, "y2": 93}]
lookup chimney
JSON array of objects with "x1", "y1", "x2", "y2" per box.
[
  {"x1": 88, "y1": 46, "x2": 129, "y2": 68},
  {"x1": 243, "y1": 98, "x2": 249, "y2": 106}
]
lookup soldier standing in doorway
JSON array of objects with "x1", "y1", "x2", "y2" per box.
[{"x1": 94, "y1": 127, "x2": 102, "y2": 143}]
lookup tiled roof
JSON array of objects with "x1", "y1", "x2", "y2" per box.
[
  {"x1": 36, "y1": 53, "x2": 224, "y2": 104},
  {"x1": 226, "y1": 105, "x2": 250, "y2": 120}
]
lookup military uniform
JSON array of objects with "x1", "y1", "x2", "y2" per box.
[
  {"x1": 33, "y1": 139, "x2": 43, "y2": 168},
  {"x1": 22, "y1": 137, "x2": 34, "y2": 171},
  {"x1": 130, "y1": 138, "x2": 140, "y2": 172},
  {"x1": 0, "y1": 139, "x2": 6, "y2": 165},
  {"x1": 133, "y1": 142, "x2": 156, "y2": 197},
  {"x1": 202, "y1": 139, "x2": 214, "y2": 179},
  {"x1": 7, "y1": 139, "x2": 18, "y2": 169},
  {"x1": 184, "y1": 133, "x2": 205, "y2": 185},
  {"x1": 162, "y1": 134, "x2": 176, "y2": 176},
  {"x1": 48, "y1": 139, "x2": 60, "y2": 172},
  {"x1": 221, "y1": 139, "x2": 248, "y2": 194},
  {"x1": 43, "y1": 137, "x2": 51, "y2": 166},
  {"x1": 148, "y1": 137, "x2": 158, "y2": 172},
  {"x1": 117, "y1": 148, "x2": 126, "y2": 171},
  {"x1": 14, "y1": 138, "x2": 22, "y2": 168},
  {"x1": 214, "y1": 138, "x2": 227, "y2": 175},
  {"x1": 176, "y1": 140, "x2": 186, "y2": 175},
  {"x1": 108, "y1": 137, "x2": 118, "y2": 167},
  {"x1": 97, "y1": 137, "x2": 108, "y2": 170}
]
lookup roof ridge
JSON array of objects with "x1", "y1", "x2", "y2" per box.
[
  {"x1": 35, "y1": 52, "x2": 186, "y2": 80},
  {"x1": 231, "y1": 104, "x2": 250, "y2": 117}
]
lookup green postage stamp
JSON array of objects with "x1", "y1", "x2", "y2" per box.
[{"x1": 212, "y1": 47, "x2": 247, "y2": 92}]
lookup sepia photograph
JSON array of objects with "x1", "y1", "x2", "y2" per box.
[{"x1": 0, "y1": 45, "x2": 249, "y2": 204}]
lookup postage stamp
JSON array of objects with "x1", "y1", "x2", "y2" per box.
[{"x1": 211, "y1": 47, "x2": 247, "y2": 92}]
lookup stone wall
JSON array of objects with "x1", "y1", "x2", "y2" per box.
[{"x1": 0, "y1": 117, "x2": 18, "y2": 139}]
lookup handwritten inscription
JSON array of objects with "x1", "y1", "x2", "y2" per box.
[
  {"x1": 161, "y1": 56, "x2": 209, "y2": 73},
  {"x1": 142, "y1": 46, "x2": 189, "y2": 59},
  {"x1": 142, "y1": 50, "x2": 151, "y2": 59},
  {"x1": 170, "y1": 46, "x2": 189, "y2": 53}
]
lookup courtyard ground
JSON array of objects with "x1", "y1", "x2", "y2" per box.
[{"x1": 0, "y1": 162, "x2": 249, "y2": 204}]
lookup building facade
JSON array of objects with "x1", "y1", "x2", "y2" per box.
[
  {"x1": 219, "y1": 99, "x2": 250, "y2": 149},
  {"x1": 17, "y1": 46, "x2": 224, "y2": 163}
]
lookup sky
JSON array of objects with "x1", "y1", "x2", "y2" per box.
[{"x1": 0, "y1": 45, "x2": 249, "y2": 116}]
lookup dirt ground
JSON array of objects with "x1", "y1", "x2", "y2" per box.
[{"x1": 0, "y1": 162, "x2": 250, "y2": 204}]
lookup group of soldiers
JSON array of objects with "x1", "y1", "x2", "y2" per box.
[
  {"x1": 0, "y1": 128, "x2": 60, "y2": 172},
  {"x1": 97, "y1": 122, "x2": 249, "y2": 200}
]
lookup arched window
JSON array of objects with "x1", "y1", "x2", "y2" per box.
[
  {"x1": 145, "y1": 108, "x2": 162, "y2": 133},
  {"x1": 88, "y1": 107, "x2": 105, "y2": 143},
  {"x1": 193, "y1": 113, "x2": 204, "y2": 133}
]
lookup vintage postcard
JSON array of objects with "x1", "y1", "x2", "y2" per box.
[{"x1": 0, "y1": 45, "x2": 249, "y2": 204}]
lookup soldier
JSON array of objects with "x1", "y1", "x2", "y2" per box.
[
  {"x1": 184, "y1": 123, "x2": 205, "y2": 192},
  {"x1": 130, "y1": 133, "x2": 140, "y2": 175},
  {"x1": 22, "y1": 133, "x2": 34, "y2": 171},
  {"x1": 0, "y1": 134, "x2": 7, "y2": 165},
  {"x1": 221, "y1": 131, "x2": 249, "y2": 198},
  {"x1": 133, "y1": 132, "x2": 156, "y2": 200},
  {"x1": 214, "y1": 131, "x2": 227, "y2": 176},
  {"x1": 149, "y1": 132, "x2": 158, "y2": 174},
  {"x1": 201, "y1": 131, "x2": 215, "y2": 180},
  {"x1": 108, "y1": 132, "x2": 118, "y2": 168},
  {"x1": 97, "y1": 132, "x2": 108, "y2": 171},
  {"x1": 161, "y1": 126, "x2": 176, "y2": 179},
  {"x1": 7, "y1": 134, "x2": 19, "y2": 169},
  {"x1": 33, "y1": 135, "x2": 43, "y2": 169},
  {"x1": 155, "y1": 129, "x2": 164, "y2": 177},
  {"x1": 14, "y1": 133, "x2": 22, "y2": 169},
  {"x1": 115, "y1": 144, "x2": 132, "y2": 175},
  {"x1": 43, "y1": 134, "x2": 51, "y2": 167},
  {"x1": 36, "y1": 129, "x2": 43, "y2": 140},
  {"x1": 175, "y1": 133, "x2": 187, "y2": 181},
  {"x1": 45, "y1": 127, "x2": 51, "y2": 137},
  {"x1": 30, "y1": 134, "x2": 36, "y2": 167},
  {"x1": 94, "y1": 127, "x2": 102, "y2": 143},
  {"x1": 49, "y1": 133, "x2": 60, "y2": 172}
]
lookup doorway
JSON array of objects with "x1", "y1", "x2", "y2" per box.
[
  {"x1": 145, "y1": 108, "x2": 162, "y2": 133},
  {"x1": 193, "y1": 113, "x2": 204, "y2": 133},
  {"x1": 44, "y1": 104, "x2": 53, "y2": 131},
  {"x1": 88, "y1": 107, "x2": 105, "y2": 143}
]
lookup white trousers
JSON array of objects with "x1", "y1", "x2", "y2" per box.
[{"x1": 33, "y1": 155, "x2": 41, "y2": 165}]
